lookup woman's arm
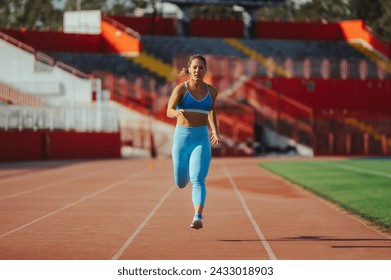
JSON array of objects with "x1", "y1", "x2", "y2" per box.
[
  {"x1": 167, "y1": 84, "x2": 185, "y2": 118},
  {"x1": 208, "y1": 86, "x2": 221, "y2": 146}
]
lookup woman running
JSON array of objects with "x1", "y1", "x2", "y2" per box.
[{"x1": 166, "y1": 54, "x2": 221, "y2": 230}]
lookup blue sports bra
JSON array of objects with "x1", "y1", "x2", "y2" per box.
[{"x1": 176, "y1": 82, "x2": 213, "y2": 114}]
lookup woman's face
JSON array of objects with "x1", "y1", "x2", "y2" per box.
[{"x1": 188, "y1": 58, "x2": 206, "y2": 82}]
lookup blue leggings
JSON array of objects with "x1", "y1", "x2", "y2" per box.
[{"x1": 172, "y1": 125, "x2": 211, "y2": 206}]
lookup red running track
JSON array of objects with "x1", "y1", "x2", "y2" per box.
[{"x1": 0, "y1": 157, "x2": 390, "y2": 260}]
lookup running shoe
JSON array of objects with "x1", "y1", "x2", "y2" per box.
[{"x1": 190, "y1": 214, "x2": 203, "y2": 230}]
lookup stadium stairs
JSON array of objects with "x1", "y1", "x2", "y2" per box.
[
  {"x1": 0, "y1": 31, "x2": 122, "y2": 161},
  {"x1": 117, "y1": 28, "x2": 389, "y2": 156},
  {"x1": 219, "y1": 34, "x2": 390, "y2": 156},
  {"x1": 349, "y1": 42, "x2": 391, "y2": 74},
  {"x1": 128, "y1": 17, "x2": 391, "y2": 156},
  {"x1": 229, "y1": 78, "x2": 314, "y2": 156},
  {"x1": 3, "y1": 15, "x2": 391, "y2": 157},
  {"x1": 128, "y1": 51, "x2": 176, "y2": 81},
  {"x1": 224, "y1": 38, "x2": 290, "y2": 78},
  {"x1": 0, "y1": 82, "x2": 48, "y2": 131}
]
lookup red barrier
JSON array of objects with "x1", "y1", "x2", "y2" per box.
[
  {"x1": 49, "y1": 131, "x2": 121, "y2": 159},
  {"x1": 110, "y1": 16, "x2": 177, "y2": 36},
  {"x1": 0, "y1": 29, "x2": 106, "y2": 53},
  {"x1": 256, "y1": 77, "x2": 391, "y2": 112},
  {"x1": 256, "y1": 21, "x2": 343, "y2": 41},
  {"x1": 0, "y1": 131, "x2": 121, "y2": 161},
  {"x1": 255, "y1": 20, "x2": 390, "y2": 59},
  {"x1": 190, "y1": 18, "x2": 244, "y2": 38},
  {"x1": 0, "y1": 130, "x2": 44, "y2": 161}
]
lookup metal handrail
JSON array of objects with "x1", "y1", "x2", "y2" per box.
[{"x1": 101, "y1": 14, "x2": 141, "y2": 39}]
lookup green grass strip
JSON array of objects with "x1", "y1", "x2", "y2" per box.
[{"x1": 259, "y1": 159, "x2": 391, "y2": 231}]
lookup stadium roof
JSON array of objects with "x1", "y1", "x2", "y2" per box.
[{"x1": 161, "y1": 0, "x2": 285, "y2": 7}]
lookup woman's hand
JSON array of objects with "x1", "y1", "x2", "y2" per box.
[
  {"x1": 210, "y1": 131, "x2": 221, "y2": 147},
  {"x1": 175, "y1": 109, "x2": 185, "y2": 118}
]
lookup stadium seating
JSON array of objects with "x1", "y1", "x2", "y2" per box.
[
  {"x1": 1, "y1": 14, "x2": 390, "y2": 158},
  {"x1": 140, "y1": 35, "x2": 247, "y2": 64},
  {"x1": 239, "y1": 39, "x2": 365, "y2": 58}
]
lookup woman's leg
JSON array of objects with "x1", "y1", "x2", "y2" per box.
[
  {"x1": 173, "y1": 126, "x2": 211, "y2": 229},
  {"x1": 172, "y1": 127, "x2": 191, "y2": 188},
  {"x1": 189, "y1": 138, "x2": 211, "y2": 216}
]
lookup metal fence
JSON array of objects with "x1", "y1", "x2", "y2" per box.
[{"x1": 0, "y1": 104, "x2": 118, "y2": 132}]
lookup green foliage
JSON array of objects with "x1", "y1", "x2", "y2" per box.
[
  {"x1": 133, "y1": 0, "x2": 149, "y2": 9},
  {"x1": 256, "y1": 0, "x2": 296, "y2": 21},
  {"x1": 110, "y1": 0, "x2": 135, "y2": 16},
  {"x1": 296, "y1": 0, "x2": 351, "y2": 21},
  {"x1": 190, "y1": 5, "x2": 243, "y2": 20},
  {"x1": 257, "y1": 0, "x2": 351, "y2": 21},
  {"x1": 64, "y1": 0, "x2": 108, "y2": 11},
  {"x1": 0, "y1": 0, "x2": 389, "y2": 41},
  {"x1": 349, "y1": 0, "x2": 391, "y2": 41},
  {"x1": 256, "y1": 0, "x2": 391, "y2": 41},
  {"x1": 0, "y1": 0, "x2": 26, "y2": 28}
]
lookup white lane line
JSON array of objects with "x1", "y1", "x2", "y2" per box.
[
  {"x1": 223, "y1": 165, "x2": 277, "y2": 260},
  {"x1": 318, "y1": 161, "x2": 391, "y2": 179},
  {"x1": 0, "y1": 167, "x2": 112, "y2": 201},
  {"x1": 112, "y1": 186, "x2": 175, "y2": 260},
  {"x1": 0, "y1": 169, "x2": 149, "y2": 240},
  {"x1": 0, "y1": 163, "x2": 86, "y2": 184}
]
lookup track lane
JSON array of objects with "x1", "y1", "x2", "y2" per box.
[
  {"x1": 117, "y1": 159, "x2": 274, "y2": 260},
  {"x1": 0, "y1": 159, "x2": 170, "y2": 259},
  {"x1": 222, "y1": 158, "x2": 391, "y2": 260},
  {"x1": 0, "y1": 157, "x2": 389, "y2": 260}
]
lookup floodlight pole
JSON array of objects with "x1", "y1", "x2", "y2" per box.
[{"x1": 77, "y1": 0, "x2": 81, "y2": 11}]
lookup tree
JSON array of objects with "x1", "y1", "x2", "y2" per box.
[
  {"x1": 256, "y1": 0, "x2": 391, "y2": 41},
  {"x1": 0, "y1": 0, "x2": 26, "y2": 28},
  {"x1": 298, "y1": 0, "x2": 351, "y2": 21},
  {"x1": 0, "y1": 0, "x2": 389, "y2": 42},
  {"x1": 255, "y1": 0, "x2": 297, "y2": 21},
  {"x1": 0, "y1": 0, "x2": 63, "y2": 30},
  {"x1": 350, "y1": 0, "x2": 391, "y2": 41},
  {"x1": 21, "y1": 0, "x2": 56, "y2": 29},
  {"x1": 190, "y1": 4, "x2": 242, "y2": 20},
  {"x1": 377, "y1": 0, "x2": 391, "y2": 40},
  {"x1": 109, "y1": 0, "x2": 135, "y2": 16},
  {"x1": 256, "y1": 0, "x2": 351, "y2": 22},
  {"x1": 64, "y1": 0, "x2": 108, "y2": 11}
]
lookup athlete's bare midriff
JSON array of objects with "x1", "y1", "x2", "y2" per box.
[{"x1": 176, "y1": 111, "x2": 209, "y2": 127}]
